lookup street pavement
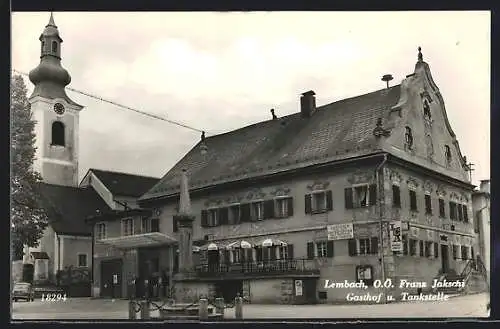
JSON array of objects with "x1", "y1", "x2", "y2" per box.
[{"x1": 11, "y1": 293, "x2": 489, "y2": 320}]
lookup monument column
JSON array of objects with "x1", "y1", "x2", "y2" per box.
[{"x1": 173, "y1": 169, "x2": 195, "y2": 273}]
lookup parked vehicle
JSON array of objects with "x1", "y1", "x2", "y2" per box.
[{"x1": 12, "y1": 282, "x2": 34, "y2": 302}]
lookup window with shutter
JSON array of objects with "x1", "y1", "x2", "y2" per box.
[
  {"x1": 264, "y1": 200, "x2": 276, "y2": 219},
  {"x1": 272, "y1": 199, "x2": 285, "y2": 218},
  {"x1": 326, "y1": 190, "x2": 333, "y2": 210},
  {"x1": 251, "y1": 202, "x2": 264, "y2": 221},
  {"x1": 419, "y1": 240, "x2": 424, "y2": 257},
  {"x1": 270, "y1": 247, "x2": 277, "y2": 260},
  {"x1": 457, "y1": 204, "x2": 463, "y2": 221},
  {"x1": 220, "y1": 208, "x2": 229, "y2": 225},
  {"x1": 370, "y1": 237, "x2": 378, "y2": 255},
  {"x1": 439, "y1": 199, "x2": 445, "y2": 218},
  {"x1": 369, "y1": 184, "x2": 377, "y2": 206},
  {"x1": 345, "y1": 188, "x2": 353, "y2": 209},
  {"x1": 307, "y1": 242, "x2": 314, "y2": 259},
  {"x1": 348, "y1": 239, "x2": 356, "y2": 256},
  {"x1": 461, "y1": 246, "x2": 467, "y2": 260},
  {"x1": 316, "y1": 242, "x2": 328, "y2": 257},
  {"x1": 305, "y1": 194, "x2": 312, "y2": 214},
  {"x1": 208, "y1": 209, "x2": 219, "y2": 226},
  {"x1": 392, "y1": 185, "x2": 401, "y2": 208},
  {"x1": 353, "y1": 185, "x2": 369, "y2": 207},
  {"x1": 452, "y1": 245, "x2": 458, "y2": 259},
  {"x1": 409, "y1": 190, "x2": 417, "y2": 211},
  {"x1": 240, "y1": 204, "x2": 251, "y2": 222},
  {"x1": 201, "y1": 210, "x2": 208, "y2": 227},
  {"x1": 229, "y1": 205, "x2": 241, "y2": 225},
  {"x1": 312, "y1": 191, "x2": 327, "y2": 213},
  {"x1": 326, "y1": 241, "x2": 334, "y2": 258},
  {"x1": 151, "y1": 218, "x2": 159, "y2": 232},
  {"x1": 359, "y1": 238, "x2": 370, "y2": 255},
  {"x1": 449, "y1": 202, "x2": 456, "y2": 220},
  {"x1": 434, "y1": 242, "x2": 439, "y2": 258},
  {"x1": 425, "y1": 194, "x2": 432, "y2": 214},
  {"x1": 287, "y1": 244, "x2": 294, "y2": 259},
  {"x1": 287, "y1": 197, "x2": 294, "y2": 217},
  {"x1": 463, "y1": 205, "x2": 468, "y2": 222}
]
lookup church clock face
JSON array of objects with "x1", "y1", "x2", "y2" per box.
[{"x1": 54, "y1": 103, "x2": 65, "y2": 115}]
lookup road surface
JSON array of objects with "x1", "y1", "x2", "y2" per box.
[{"x1": 11, "y1": 293, "x2": 489, "y2": 320}]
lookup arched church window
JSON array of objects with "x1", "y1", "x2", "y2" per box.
[
  {"x1": 405, "y1": 126, "x2": 413, "y2": 149},
  {"x1": 51, "y1": 121, "x2": 65, "y2": 146},
  {"x1": 445, "y1": 145, "x2": 452, "y2": 163},
  {"x1": 423, "y1": 99, "x2": 431, "y2": 120},
  {"x1": 52, "y1": 41, "x2": 58, "y2": 53}
]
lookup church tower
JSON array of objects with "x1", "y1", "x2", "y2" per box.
[{"x1": 28, "y1": 13, "x2": 83, "y2": 187}]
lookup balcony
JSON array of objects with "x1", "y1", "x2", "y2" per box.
[{"x1": 194, "y1": 259, "x2": 320, "y2": 279}]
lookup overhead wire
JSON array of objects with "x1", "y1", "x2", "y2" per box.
[{"x1": 12, "y1": 69, "x2": 207, "y2": 135}]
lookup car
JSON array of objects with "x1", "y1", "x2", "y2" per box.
[{"x1": 12, "y1": 282, "x2": 35, "y2": 302}]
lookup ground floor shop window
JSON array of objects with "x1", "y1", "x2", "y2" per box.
[{"x1": 356, "y1": 265, "x2": 374, "y2": 286}]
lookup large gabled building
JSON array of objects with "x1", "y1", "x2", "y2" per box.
[{"x1": 90, "y1": 47, "x2": 480, "y2": 304}]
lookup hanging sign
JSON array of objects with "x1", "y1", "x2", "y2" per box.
[{"x1": 389, "y1": 220, "x2": 403, "y2": 252}]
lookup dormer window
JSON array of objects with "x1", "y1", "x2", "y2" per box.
[
  {"x1": 423, "y1": 99, "x2": 431, "y2": 120},
  {"x1": 445, "y1": 145, "x2": 452, "y2": 163},
  {"x1": 52, "y1": 41, "x2": 58, "y2": 53},
  {"x1": 405, "y1": 126, "x2": 413, "y2": 150}
]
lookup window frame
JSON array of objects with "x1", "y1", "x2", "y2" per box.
[
  {"x1": 424, "y1": 194, "x2": 432, "y2": 215},
  {"x1": 316, "y1": 241, "x2": 328, "y2": 258},
  {"x1": 51, "y1": 121, "x2": 65, "y2": 146},
  {"x1": 311, "y1": 190, "x2": 327, "y2": 213},
  {"x1": 121, "y1": 217, "x2": 134, "y2": 236},
  {"x1": 207, "y1": 208, "x2": 219, "y2": 226},
  {"x1": 77, "y1": 253, "x2": 88, "y2": 267},
  {"x1": 274, "y1": 196, "x2": 289, "y2": 218},
  {"x1": 95, "y1": 222, "x2": 107, "y2": 240},
  {"x1": 409, "y1": 189, "x2": 418, "y2": 212},
  {"x1": 392, "y1": 184, "x2": 401, "y2": 208}
]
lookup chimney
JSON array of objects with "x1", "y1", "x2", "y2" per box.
[
  {"x1": 479, "y1": 180, "x2": 490, "y2": 194},
  {"x1": 300, "y1": 90, "x2": 316, "y2": 118}
]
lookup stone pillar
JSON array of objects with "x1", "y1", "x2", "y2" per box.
[
  {"x1": 175, "y1": 215, "x2": 194, "y2": 272},
  {"x1": 174, "y1": 169, "x2": 195, "y2": 273}
]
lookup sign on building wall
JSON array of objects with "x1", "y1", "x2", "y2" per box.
[
  {"x1": 327, "y1": 223, "x2": 354, "y2": 240},
  {"x1": 410, "y1": 226, "x2": 420, "y2": 238},
  {"x1": 389, "y1": 221, "x2": 403, "y2": 252},
  {"x1": 295, "y1": 280, "x2": 303, "y2": 296}
]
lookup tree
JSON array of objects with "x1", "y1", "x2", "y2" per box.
[{"x1": 11, "y1": 75, "x2": 48, "y2": 261}]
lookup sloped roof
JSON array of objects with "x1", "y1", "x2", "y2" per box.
[
  {"x1": 38, "y1": 183, "x2": 111, "y2": 236},
  {"x1": 140, "y1": 85, "x2": 401, "y2": 201},
  {"x1": 89, "y1": 169, "x2": 160, "y2": 197}
]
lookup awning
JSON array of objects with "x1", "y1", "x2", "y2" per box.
[
  {"x1": 226, "y1": 240, "x2": 252, "y2": 250},
  {"x1": 260, "y1": 238, "x2": 287, "y2": 247},
  {"x1": 98, "y1": 232, "x2": 177, "y2": 249},
  {"x1": 200, "y1": 242, "x2": 219, "y2": 251},
  {"x1": 176, "y1": 246, "x2": 201, "y2": 253}
]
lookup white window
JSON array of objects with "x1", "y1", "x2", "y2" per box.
[
  {"x1": 77, "y1": 253, "x2": 87, "y2": 267},
  {"x1": 353, "y1": 185, "x2": 369, "y2": 207},
  {"x1": 121, "y1": 218, "x2": 134, "y2": 236},
  {"x1": 208, "y1": 209, "x2": 218, "y2": 226},
  {"x1": 278, "y1": 246, "x2": 288, "y2": 260},
  {"x1": 96, "y1": 223, "x2": 106, "y2": 240},
  {"x1": 316, "y1": 242, "x2": 328, "y2": 258},
  {"x1": 251, "y1": 202, "x2": 264, "y2": 220},
  {"x1": 275, "y1": 198, "x2": 289, "y2": 218},
  {"x1": 312, "y1": 192, "x2": 327, "y2": 212},
  {"x1": 358, "y1": 238, "x2": 371, "y2": 255}
]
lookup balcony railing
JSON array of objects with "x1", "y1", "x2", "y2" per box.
[{"x1": 194, "y1": 259, "x2": 320, "y2": 277}]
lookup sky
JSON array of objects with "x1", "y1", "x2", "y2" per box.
[{"x1": 11, "y1": 11, "x2": 490, "y2": 186}]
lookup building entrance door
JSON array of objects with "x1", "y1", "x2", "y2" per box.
[
  {"x1": 207, "y1": 250, "x2": 219, "y2": 272},
  {"x1": 100, "y1": 259, "x2": 123, "y2": 298},
  {"x1": 441, "y1": 244, "x2": 450, "y2": 273}
]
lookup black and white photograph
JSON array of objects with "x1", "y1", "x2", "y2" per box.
[{"x1": 10, "y1": 11, "x2": 490, "y2": 320}]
